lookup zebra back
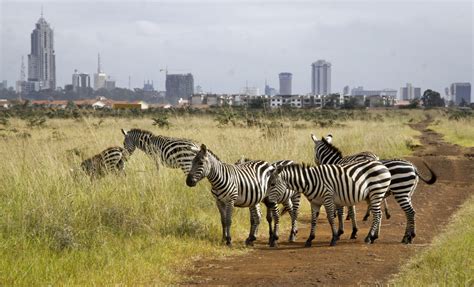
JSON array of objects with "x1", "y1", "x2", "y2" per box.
[
  {"x1": 122, "y1": 128, "x2": 199, "y2": 174},
  {"x1": 81, "y1": 146, "x2": 128, "y2": 178}
]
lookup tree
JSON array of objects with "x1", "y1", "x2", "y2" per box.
[{"x1": 421, "y1": 89, "x2": 445, "y2": 108}]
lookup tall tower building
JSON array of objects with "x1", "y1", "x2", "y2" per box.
[
  {"x1": 278, "y1": 72, "x2": 292, "y2": 95},
  {"x1": 311, "y1": 60, "x2": 331, "y2": 95},
  {"x1": 165, "y1": 73, "x2": 194, "y2": 105},
  {"x1": 93, "y1": 54, "x2": 107, "y2": 90},
  {"x1": 27, "y1": 11, "x2": 56, "y2": 90},
  {"x1": 450, "y1": 82, "x2": 471, "y2": 105}
]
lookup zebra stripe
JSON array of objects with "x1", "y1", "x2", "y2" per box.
[
  {"x1": 187, "y1": 144, "x2": 275, "y2": 247},
  {"x1": 81, "y1": 146, "x2": 129, "y2": 179},
  {"x1": 236, "y1": 158, "x2": 300, "y2": 246},
  {"x1": 121, "y1": 128, "x2": 199, "y2": 174},
  {"x1": 267, "y1": 160, "x2": 392, "y2": 247},
  {"x1": 312, "y1": 133, "x2": 437, "y2": 244}
]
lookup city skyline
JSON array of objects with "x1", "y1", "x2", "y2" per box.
[{"x1": 0, "y1": 1, "x2": 472, "y2": 95}]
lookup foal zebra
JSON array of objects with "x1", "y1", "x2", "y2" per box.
[
  {"x1": 267, "y1": 160, "x2": 392, "y2": 247},
  {"x1": 312, "y1": 133, "x2": 437, "y2": 244},
  {"x1": 236, "y1": 158, "x2": 300, "y2": 245},
  {"x1": 121, "y1": 128, "x2": 199, "y2": 174},
  {"x1": 81, "y1": 146, "x2": 129, "y2": 178},
  {"x1": 186, "y1": 144, "x2": 275, "y2": 247}
]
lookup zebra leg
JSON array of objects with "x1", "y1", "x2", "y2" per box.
[
  {"x1": 336, "y1": 207, "x2": 345, "y2": 237},
  {"x1": 269, "y1": 202, "x2": 280, "y2": 247},
  {"x1": 324, "y1": 198, "x2": 339, "y2": 246},
  {"x1": 262, "y1": 198, "x2": 274, "y2": 245},
  {"x1": 397, "y1": 197, "x2": 416, "y2": 244},
  {"x1": 224, "y1": 201, "x2": 234, "y2": 247},
  {"x1": 245, "y1": 204, "x2": 261, "y2": 246},
  {"x1": 215, "y1": 200, "x2": 227, "y2": 243},
  {"x1": 345, "y1": 206, "x2": 351, "y2": 221},
  {"x1": 288, "y1": 193, "x2": 300, "y2": 242},
  {"x1": 363, "y1": 203, "x2": 371, "y2": 221},
  {"x1": 305, "y1": 203, "x2": 321, "y2": 248},
  {"x1": 365, "y1": 196, "x2": 382, "y2": 244},
  {"x1": 384, "y1": 198, "x2": 391, "y2": 220},
  {"x1": 348, "y1": 206, "x2": 358, "y2": 239}
]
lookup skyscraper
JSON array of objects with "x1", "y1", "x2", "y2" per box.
[
  {"x1": 27, "y1": 11, "x2": 56, "y2": 90},
  {"x1": 400, "y1": 83, "x2": 422, "y2": 100},
  {"x1": 450, "y1": 82, "x2": 471, "y2": 105},
  {"x1": 166, "y1": 73, "x2": 194, "y2": 104},
  {"x1": 279, "y1": 73, "x2": 292, "y2": 95},
  {"x1": 311, "y1": 60, "x2": 331, "y2": 95},
  {"x1": 93, "y1": 54, "x2": 107, "y2": 90}
]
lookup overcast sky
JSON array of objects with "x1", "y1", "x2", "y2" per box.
[{"x1": 1, "y1": 0, "x2": 472, "y2": 95}]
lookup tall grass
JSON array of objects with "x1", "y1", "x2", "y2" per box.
[
  {"x1": 390, "y1": 195, "x2": 474, "y2": 286},
  {"x1": 430, "y1": 116, "x2": 474, "y2": 147},
  {"x1": 0, "y1": 110, "x2": 422, "y2": 284}
]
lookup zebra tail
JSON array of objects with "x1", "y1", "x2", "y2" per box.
[{"x1": 416, "y1": 160, "x2": 437, "y2": 185}]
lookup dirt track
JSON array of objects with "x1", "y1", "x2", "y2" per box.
[{"x1": 184, "y1": 119, "x2": 474, "y2": 286}]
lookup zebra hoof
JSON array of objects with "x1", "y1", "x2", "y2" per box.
[
  {"x1": 337, "y1": 229, "x2": 344, "y2": 236},
  {"x1": 304, "y1": 240, "x2": 312, "y2": 248},
  {"x1": 225, "y1": 241, "x2": 232, "y2": 248},
  {"x1": 386, "y1": 213, "x2": 391, "y2": 220},
  {"x1": 288, "y1": 234, "x2": 297, "y2": 243},
  {"x1": 245, "y1": 237, "x2": 255, "y2": 247},
  {"x1": 330, "y1": 238, "x2": 338, "y2": 246},
  {"x1": 363, "y1": 216, "x2": 369, "y2": 221},
  {"x1": 364, "y1": 234, "x2": 376, "y2": 244},
  {"x1": 269, "y1": 240, "x2": 278, "y2": 248},
  {"x1": 350, "y1": 229, "x2": 358, "y2": 240}
]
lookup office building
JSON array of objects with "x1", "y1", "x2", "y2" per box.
[
  {"x1": 165, "y1": 73, "x2": 194, "y2": 104},
  {"x1": 311, "y1": 60, "x2": 331, "y2": 95},
  {"x1": 450, "y1": 82, "x2": 471, "y2": 105},
  {"x1": 279, "y1": 72, "x2": 292, "y2": 95}
]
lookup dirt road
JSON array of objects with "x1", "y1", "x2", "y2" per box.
[{"x1": 184, "y1": 119, "x2": 474, "y2": 286}]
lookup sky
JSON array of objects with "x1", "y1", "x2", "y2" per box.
[{"x1": 0, "y1": 0, "x2": 472, "y2": 95}]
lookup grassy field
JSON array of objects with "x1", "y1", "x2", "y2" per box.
[
  {"x1": 0, "y1": 109, "x2": 429, "y2": 284},
  {"x1": 429, "y1": 110, "x2": 474, "y2": 147}
]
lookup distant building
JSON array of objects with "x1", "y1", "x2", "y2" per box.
[
  {"x1": 450, "y1": 82, "x2": 471, "y2": 105},
  {"x1": 165, "y1": 73, "x2": 194, "y2": 105},
  {"x1": 264, "y1": 83, "x2": 277, "y2": 96},
  {"x1": 311, "y1": 60, "x2": 331, "y2": 95},
  {"x1": 105, "y1": 79, "x2": 116, "y2": 91},
  {"x1": 242, "y1": 86, "x2": 260, "y2": 96},
  {"x1": 27, "y1": 13, "x2": 56, "y2": 90},
  {"x1": 279, "y1": 73, "x2": 292, "y2": 95},
  {"x1": 343, "y1": 85, "x2": 350, "y2": 96},
  {"x1": 72, "y1": 70, "x2": 90, "y2": 91},
  {"x1": 351, "y1": 86, "x2": 397, "y2": 98},
  {"x1": 399, "y1": 83, "x2": 421, "y2": 100},
  {"x1": 93, "y1": 54, "x2": 108, "y2": 90},
  {"x1": 0, "y1": 80, "x2": 7, "y2": 90},
  {"x1": 143, "y1": 80, "x2": 154, "y2": 92}
]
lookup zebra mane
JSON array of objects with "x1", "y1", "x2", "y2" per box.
[{"x1": 320, "y1": 137, "x2": 343, "y2": 158}]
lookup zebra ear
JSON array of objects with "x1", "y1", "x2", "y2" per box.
[
  {"x1": 311, "y1": 133, "x2": 319, "y2": 143},
  {"x1": 121, "y1": 129, "x2": 128, "y2": 136},
  {"x1": 325, "y1": 134, "x2": 333, "y2": 143},
  {"x1": 200, "y1": 144, "x2": 208, "y2": 154}
]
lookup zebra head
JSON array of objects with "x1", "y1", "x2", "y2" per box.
[
  {"x1": 186, "y1": 144, "x2": 211, "y2": 187},
  {"x1": 121, "y1": 129, "x2": 137, "y2": 154},
  {"x1": 310, "y1": 133, "x2": 335, "y2": 164},
  {"x1": 267, "y1": 165, "x2": 288, "y2": 202}
]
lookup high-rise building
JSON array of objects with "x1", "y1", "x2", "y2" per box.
[
  {"x1": 165, "y1": 73, "x2": 194, "y2": 104},
  {"x1": 399, "y1": 83, "x2": 421, "y2": 100},
  {"x1": 72, "y1": 69, "x2": 90, "y2": 91},
  {"x1": 93, "y1": 54, "x2": 107, "y2": 90},
  {"x1": 27, "y1": 12, "x2": 56, "y2": 90},
  {"x1": 279, "y1": 72, "x2": 292, "y2": 95},
  {"x1": 311, "y1": 60, "x2": 331, "y2": 95},
  {"x1": 343, "y1": 85, "x2": 350, "y2": 96},
  {"x1": 264, "y1": 83, "x2": 277, "y2": 96},
  {"x1": 143, "y1": 80, "x2": 154, "y2": 92},
  {"x1": 450, "y1": 82, "x2": 471, "y2": 105}
]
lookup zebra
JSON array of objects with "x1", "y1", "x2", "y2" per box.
[
  {"x1": 186, "y1": 144, "x2": 275, "y2": 247},
  {"x1": 236, "y1": 157, "x2": 300, "y2": 245},
  {"x1": 313, "y1": 134, "x2": 392, "y2": 223},
  {"x1": 267, "y1": 160, "x2": 392, "y2": 247},
  {"x1": 121, "y1": 128, "x2": 199, "y2": 174},
  {"x1": 80, "y1": 146, "x2": 130, "y2": 179},
  {"x1": 312, "y1": 133, "x2": 437, "y2": 244}
]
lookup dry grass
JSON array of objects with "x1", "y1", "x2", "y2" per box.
[{"x1": 0, "y1": 110, "x2": 424, "y2": 284}]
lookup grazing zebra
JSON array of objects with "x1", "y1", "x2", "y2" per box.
[
  {"x1": 267, "y1": 160, "x2": 392, "y2": 247},
  {"x1": 313, "y1": 134, "x2": 392, "y2": 223},
  {"x1": 236, "y1": 157, "x2": 300, "y2": 245},
  {"x1": 312, "y1": 133, "x2": 437, "y2": 244},
  {"x1": 186, "y1": 144, "x2": 275, "y2": 247},
  {"x1": 81, "y1": 146, "x2": 129, "y2": 178},
  {"x1": 121, "y1": 128, "x2": 199, "y2": 174}
]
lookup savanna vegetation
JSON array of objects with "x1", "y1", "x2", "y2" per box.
[{"x1": 0, "y1": 108, "x2": 472, "y2": 284}]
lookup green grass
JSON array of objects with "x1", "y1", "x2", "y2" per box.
[
  {"x1": 390, "y1": 195, "x2": 474, "y2": 286},
  {"x1": 0, "y1": 110, "x2": 428, "y2": 284},
  {"x1": 430, "y1": 117, "x2": 474, "y2": 147}
]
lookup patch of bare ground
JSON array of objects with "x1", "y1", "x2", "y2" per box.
[{"x1": 183, "y1": 118, "x2": 474, "y2": 286}]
